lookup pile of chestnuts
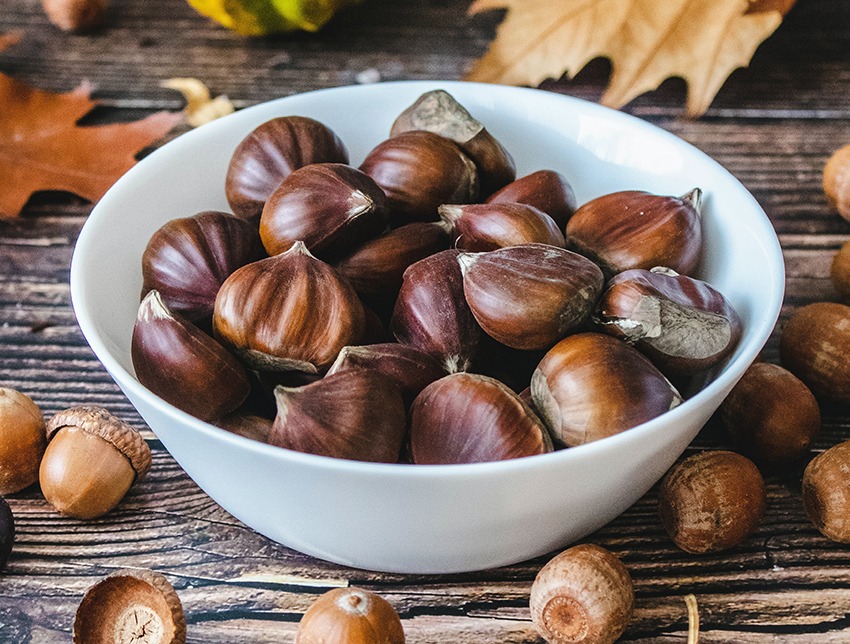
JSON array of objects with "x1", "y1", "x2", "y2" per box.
[{"x1": 131, "y1": 89, "x2": 743, "y2": 465}]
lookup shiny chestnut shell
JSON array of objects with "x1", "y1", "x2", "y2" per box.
[
  {"x1": 458, "y1": 244, "x2": 603, "y2": 351},
  {"x1": 409, "y1": 372, "x2": 552, "y2": 464},
  {"x1": 486, "y1": 170, "x2": 577, "y2": 230},
  {"x1": 260, "y1": 163, "x2": 389, "y2": 259},
  {"x1": 566, "y1": 189, "x2": 703, "y2": 276},
  {"x1": 225, "y1": 116, "x2": 349, "y2": 220},
  {"x1": 531, "y1": 333, "x2": 682, "y2": 446},
  {"x1": 360, "y1": 131, "x2": 479, "y2": 225},
  {"x1": 438, "y1": 202, "x2": 565, "y2": 252},
  {"x1": 141, "y1": 211, "x2": 264, "y2": 322},
  {"x1": 595, "y1": 267, "x2": 742, "y2": 376},
  {"x1": 213, "y1": 241, "x2": 366, "y2": 373}
]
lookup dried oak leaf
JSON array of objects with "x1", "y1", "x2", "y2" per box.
[
  {"x1": 0, "y1": 76, "x2": 180, "y2": 217},
  {"x1": 466, "y1": 0, "x2": 796, "y2": 117}
]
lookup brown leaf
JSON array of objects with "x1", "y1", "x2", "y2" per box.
[
  {"x1": 0, "y1": 75, "x2": 180, "y2": 217},
  {"x1": 467, "y1": 0, "x2": 795, "y2": 117}
]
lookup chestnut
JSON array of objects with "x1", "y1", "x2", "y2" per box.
[
  {"x1": 531, "y1": 333, "x2": 682, "y2": 446},
  {"x1": 390, "y1": 249, "x2": 482, "y2": 373},
  {"x1": 360, "y1": 131, "x2": 479, "y2": 225},
  {"x1": 409, "y1": 373, "x2": 552, "y2": 464},
  {"x1": 438, "y1": 202, "x2": 565, "y2": 252},
  {"x1": 260, "y1": 163, "x2": 389, "y2": 260},
  {"x1": 565, "y1": 189, "x2": 703, "y2": 276},
  {"x1": 458, "y1": 244, "x2": 603, "y2": 351},
  {"x1": 595, "y1": 267, "x2": 742, "y2": 376},
  {"x1": 487, "y1": 169, "x2": 577, "y2": 230},
  {"x1": 225, "y1": 116, "x2": 349, "y2": 220},
  {"x1": 213, "y1": 241, "x2": 367, "y2": 374},
  {"x1": 390, "y1": 89, "x2": 515, "y2": 196},
  {"x1": 269, "y1": 370, "x2": 406, "y2": 463},
  {"x1": 132, "y1": 290, "x2": 251, "y2": 421}
]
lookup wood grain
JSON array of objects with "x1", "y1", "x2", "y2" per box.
[{"x1": 1, "y1": 0, "x2": 850, "y2": 641}]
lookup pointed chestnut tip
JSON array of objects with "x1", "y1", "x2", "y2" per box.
[
  {"x1": 138, "y1": 289, "x2": 173, "y2": 323},
  {"x1": 283, "y1": 239, "x2": 316, "y2": 258},
  {"x1": 438, "y1": 203, "x2": 465, "y2": 225},
  {"x1": 456, "y1": 251, "x2": 481, "y2": 276},
  {"x1": 681, "y1": 187, "x2": 703, "y2": 214},
  {"x1": 649, "y1": 266, "x2": 680, "y2": 276}
]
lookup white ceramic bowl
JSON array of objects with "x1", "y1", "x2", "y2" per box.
[{"x1": 71, "y1": 81, "x2": 784, "y2": 574}]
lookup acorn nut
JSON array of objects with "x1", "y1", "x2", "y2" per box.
[
  {"x1": 531, "y1": 333, "x2": 682, "y2": 446},
  {"x1": 530, "y1": 544, "x2": 634, "y2": 644},
  {"x1": 566, "y1": 189, "x2": 703, "y2": 277},
  {"x1": 824, "y1": 143, "x2": 850, "y2": 222},
  {"x1": 0, "y1": 496, "x2": 13, "y2": 571},
  {"x1": 141, "y1": 210, "x2": 264, "y2": 322},
  {"x1": 213, "y1": 241, "x2": 367, "y2": 374},
  {"x1": 830, "y1": 239, "x2": 850, "y2": 301},
  {"x1": 226, "y1": 116, "x2": 349, "y2": 220},
  {"x1": 74, "y1": 568, "x2": 186, "y2": 644},
  {"x1": 41, "y1": 406, "x2": 152, "y2": 519},
  {"x1": 296, "y1": 587, "x2": 405, "y2": 644},
  {"x1": 486, "y1": 169, "x2": 577, "y2": 230},
  {"x1": 409, "y1": 373, "x2": 552, "y2": 464},
  {"x1": 43, "y1": 0, "x2": 107, "y2": 31},
  {"x1": 659, "y1": 450, "x2": 765, "y2": 554},
  {"x1": 390, "y1": 89, "x2": 515, "y2": 196},
  {"x1": 438, "y1": 202, "x2": 565, "y2": 252},
  {"x1": 595, "y1": 267, "x2": 742, "y2": 376},
  {"x1": 260, "y1": 163, "x2": 389, "y2": 260},
  {"x1": 360, "y1": 131, "x2": 479, "y2": 225},
  {"x1": 803, "y1": 439, "x2": 850, "y2": 543},
  {"x1": 0, "y1": 387, "x2": 45, "y2": 495}
]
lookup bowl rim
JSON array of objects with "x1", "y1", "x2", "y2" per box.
[{"x1": 70, "y1": 80, "x2": 786, "y2": 480}]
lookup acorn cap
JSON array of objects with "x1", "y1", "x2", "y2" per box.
[
  {"x1": 74, "y1": 568, "x2": 186, "y2": 644},
  {"x1": 46, "y1": 406, "x2": 152, "y2": 481}
]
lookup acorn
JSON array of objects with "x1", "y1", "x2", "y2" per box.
[
  {"x1": 132, "y1": 290, "x2": 251, "y2": 421},
  {"x1": 438, "y1": 202, "x2": 565, "y2": 252},
  {"x1": 803, "y1": 440, "x2": 850, "y2": 543},
  {"x1": 486, "y1": 169, "x2": 578, "y2": 230},
  {"x1": 225, "y1": 116, "x2": 349, "y2": 220},
  {"x1": 296, "y1": 587, "x2": 405, "y2": 644},
  {"x1": 141, "y1": 210, "x2": 264, "y2": 322},
  {"x1": 360, "y1": 131, "x2": 479, "y2": 225},
  {"x1": 409, "y1": 373, "x2": 552, "y2": 464},
  {"x1": 457, "y1": 244, "x2": 603, "y2": 351},
  {"x1": 213, "y1": 241, "x2": 366, "y2": 374},
  {"x1": 595, "y1": 267, "x2": 742, "y2": 376},
  {"x1": 390, "y1": 89, "x2": 515, "y2": 196},
  {"x1": 260, "y1": 163, "x2": 389, "y2": 260},
  {"x1": 566, "y1": 189, "x2": 703, "y2": 276},
  {"x1": 531, "y1": 333, "x2": 682, "y2": 446}
]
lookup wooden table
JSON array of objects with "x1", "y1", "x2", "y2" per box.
[{"x1": 1, "y1": 0, "x2": 849, "y2": 641}]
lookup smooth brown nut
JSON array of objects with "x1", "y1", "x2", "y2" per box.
[
  {"x1": 270, "y1": 370, "x2": 406, "y2": 463},
  {"x1": 0, "y1": 388, "x2": 45, "y2": 495},
  {"x1": 803, "y1": 440, "x2": 850, "y2": 543},
  {"x1": 225, "y1": 116, "x2": 349, "y2": 220},
  {"x1": 595, "y1": 267, "x2": 743, "y2": 376},
  {"x1": 458, "y1": 244, "x2": 604, "y2": 351},
  {"x1": 359, "y1": 131, "x2": 479, "y2": 225},
  {"x1": 409, "y1": 373, "x2": 552, "y2": 464},
  {"x1": 721, "y1": 362, "x2": 820, "y2": 467},
  {"x1": 43, "y1": 0, "x2": 107, "y2": 31},
  {"x1": 779, "y1": 302, "x2": 850, "y2": 404},
  {"x1": 132, "y1": 290, "x2": 251, "y2": 422},
  {"x1": 260, "y1": 163, "x2": 389, "y2": 260},
  {"x1": 390, "y1": 249, "x2": 481, "y2": 373},
  {"x1": 141, "y1": 211, "x2": 264, "y2": 322},
  {"x1": 296, "y1": 587, "x2": 405, "y2": 644},
  {"x1": 0, "y1": 497, "x2": 12, "y2": 571},
  {"x1": 830, "y1": 239, "x2": 850, "y2": 300},
  {"x1": 439, "y1": 202, "x2": 565, "y2": 252},
  {"x1": 334, "y1": 222, "x2": 451, "y2": 300},
  {"x1": 390, "y1": 89, "x2": 515, "y2": 196},
  {"x1": 824, "y1": 144, "x2": 850, "y2": 222},
  {"x1": 213, "y1": 241, "x2": 367, "y2": 374},
  {"x1": 659, "y1": 450, "x2": 765, "y2": 554},
  {"x1": 566, "y1": 189, "x2": 703, "y2": 276},
  {"x1": 41, "y1": 406, "x2": 152, "y2": 519},
  {"x1": 531, "y1": 333, "x2": 682, "y2": 446},
  {"x1": 530, "y1": 544, "x2": 634, "y2": 644},
  {"x1": 327, "y1": 343, "x2": 447, "y2": 407},
  {"x1": 74, "y1": 568, "x2": 186, "y2": 644},
  {"x1": 487, "y1": 169, "x2": 578, "y2": 230}
]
